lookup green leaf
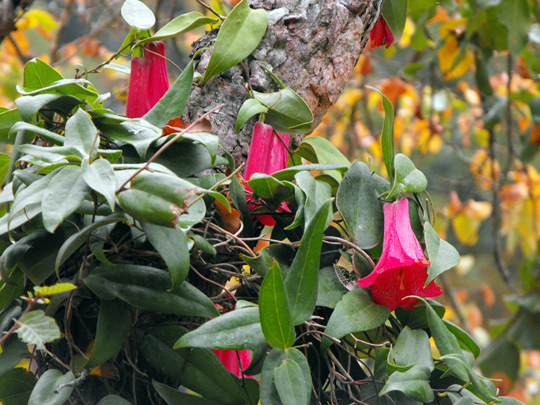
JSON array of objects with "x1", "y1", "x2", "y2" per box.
[
  {"x1": 84, "y1": 265, "x2": 219, "y2": 318},
  {"x1": 0, "y1": 340, "x2": 31, "y2": 380},
  {"x1": 142, "y1": 223, "x2": 190, "y2": 287},
  {"x1": 152, "y1": 380, "x2": 221, "y2": 405},
  {"x1": 369, "y1": 86, "x2": 395, "y2": 183},
  {"x1": 248, "y1": 174, "x2": 295, "y2": 207},
  {"x1": 294, "y1": 171, "x2": 333, "y2": 229},
  {"x1": 0, "y1": 368, "x2": 36, "y2": 405},
  {"x1": 181, "y1": 132, "x2": 219, "y2": 165},
  {"x1": 229, "y1": 176, "x2": 254, "y2": 240},
  {"x1": 85, "y1": 299, "x2": 134, "y2": 369},
  {"x1": 55, "y1": 214, "x2": 128, "y2": 272},
  {"x1": 497, "y1": 0, "x2": 530, "y2": 57},
  {"x1": 28, "y1": 369, "x2": 74, "y2": 405},
  {"x1": 294, "y1": 137, "x2": 350, "y2": 181},
  {"x1": 174, "y1": 306, "x2": 266, "y2": 350},
  {"x1": 260, "y1": 348, "x2": 284, "y2": 405},
  {"x1": 0, "y1": 109, "x2": 23, "y2": 144},
  {"x1": 96, "y1": 395, "x2": 134, "y2": 405},
  {"x1": 81, "y1": 159, "x2": 116, "y2": 210},
  {"x1": 274, "y1": 348, "x2": 311, "y2": 405},
  {"x1": 322, "y1": 290, "x2": 390, "y2": 352},
  {"x1": 272, "y1": 163, "x2": 348, "y2": 182},
  {"x1": 316, "y1": 266, "x2": 348, "y2": 309},
  {"x1": 443, "y1": 319, "x2": 481, "y2": 359},
  {"x1": 141, "y1": 326, "x2": 249, "y2": 405},
  {"x1": 336, "y1": 161, "x2": 383, "y2": 249},
  {"x1": 17, "y1": 78, "x2": 97, "y2": 99},
  {"x1": 236, "y1": 99, "x2": 268, "y2": 133},
  {"x1": 0, "y1": 269, "x2": 24, "y2": 312},
  {"x1": 379, "y1": 365, "x2": 434, "y2": 403},
  {"x1": 121, "y1": 0, "x2": 155, "y2": 31},
  {"x1": 424, "y1": 222, "x2": 460, "y2": 285},
  {"x1": 42, "y1": 165, "x2": 90, "y2": 233},
  {"x1": 139, "y1": 12, "x2": 218, "y2": 44},
  {"x1": 65, "y1": 108, "x2": 99, "y2": 159},
  {"x1": 9, "y1": 122, "x2": 65, "y2": 145},
  {"x1": 382, "y1": 0, "x2": 408, "y2": 41},
  {"x1": 15, "y1": 310, "x2": 61, "y2": 351},
  {"x1": 389, "y1": 326, "x2": 434, "y2": 372},
  {"x1": 15, "y1": 94, "x2": 83, "y2": 123},
  {"x1": 23, "y1": 58, "x2": 63, "y2": 91},
  {"x1": 143, "y1": 58, "x2": 194, "y2": 128},
  {"x1": 18, "y1": 145, "x2": 83, "y2": 163},
  {"x1": 203, "y1": 0, "x2": 268, "y2": 85},
  {"x1": 387, "y1": 154, "x2": 428, "y2": 199},
  {"x1": 284, "y1": 199, "x2": 332, "y2": 325},
  {"x1": 395, "y1": 298, "x2": 445, "y2": 330},
  {"x1": 260, "y1": 261, "x2": 296, "y2": 350},
  {"x1": 117, "y1": 189, "x2": 182, "y2": 228},
  {"x1": 252, "y1": 89, "x2": 314, "y2": 134},
  {"x1": 7, "y1": 172, "x2": 54, "y2": 226}
]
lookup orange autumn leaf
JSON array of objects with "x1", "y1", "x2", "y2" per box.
[{"x1": 215, "y1": 199, "x2": 241, "y2": 234}]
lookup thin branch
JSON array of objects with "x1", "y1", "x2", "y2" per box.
[
  {"x1": 323, "y1": 236, "x2": 375, "y2": 268},
  {"x1": 195, "y1": 0, "x2": 224, "y2": 21}
]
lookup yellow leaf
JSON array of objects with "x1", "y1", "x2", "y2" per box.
[
  {"x1": 437, "y1": 35, "x2": 474, "y2": 81},
  {"x1": 398, "y1": 18, "x2": 415, "y2": 48},
  {"x1": 452, "y1": 213, "x2": 482, "y2": 246},
  {"x1": 34, "y1": 283, "x2": 77, "y2": 297}
]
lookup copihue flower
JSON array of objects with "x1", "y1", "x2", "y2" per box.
[
  {"x1": 358, "y1": 198, "x2": 443, "y2": 311},
  {"x1": 244, "y1": 121, "x2": 291, "y2": 226},
  {"x1": 370, "y1": 16, "x2": 394, "y2": 49},
  {"x1": 126, "y1": 41, "x2": 170, "y2": 118},
  {"x1": 212, "y1": 349, "x2": 252, "y2": 378}
]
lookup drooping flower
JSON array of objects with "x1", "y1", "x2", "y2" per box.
[
  {"x1": 212, "y1": 349, "x2": 252, "y2": 378},
  {"x1": 358, "y1": 198, "x2": 443, "y2": 311},
  {"x1": 126, "y1": 41, "x2": 170, "y2": 118},
  {"x1": 370, "y1": 16, "x2": 395, "y2": 49},
  {"x1": 244, "y1": 121, "x2": 291, "y2": 226}
]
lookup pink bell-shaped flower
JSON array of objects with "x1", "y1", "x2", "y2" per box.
[
  {"x1": 358, "y1": 198, "x2": 443, "y2": 311},
  {"x1": 126, "y1": 41, "x2": 170, "y2": 118},
  {"x1": 212, "y1": 349, "x2": 252, "y2": 378},
  {"x1": 370, "y1": 16, "x2": 395, "y2": 49},
  {"x1": 244, "y1": 121, "x2": 291, "y2": 226}
]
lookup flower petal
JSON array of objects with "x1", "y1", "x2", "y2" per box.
[{"x1": 126, "y1": 57, "x2": 151, "y2": 118}]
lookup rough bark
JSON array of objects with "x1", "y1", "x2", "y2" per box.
[{"x1": 187, "y1": 0, "x2": 384, "y2": 166}]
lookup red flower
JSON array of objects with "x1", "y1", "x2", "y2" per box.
[
  {"x1": 212, "y1": 349, "x2": 252, "y2": 378},
  {"x1": 126, "y1": 41, "x2": 170, "y2": 118},
  {"x1": 370, "y1": 16, "x2": 395, "y2": 49},
  {"x1": 244, "y1": 121, "x2": 291, "y2": 226},
  {"x1": 358, "y1": 198, "x2": 443, "y2": 311}
]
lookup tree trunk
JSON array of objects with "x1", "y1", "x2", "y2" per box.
[{"x1": 187, "y1": 0, "x2": 384, "y2": 165}]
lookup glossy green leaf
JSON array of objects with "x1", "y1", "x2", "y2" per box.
[
  {"x1": 272, "y1": 163, "x2": 348, "y2": 182},
  {"x1": 65, "y1": 108, "x2": 99, "y2": 159},
  {"x1": 395, "y1": 298, "x2": 445, "y2": 330},
  {"x1": 0, "y1": 368, "x2": 36, "y2": 405},
  {"x1": 181, "y1": 132, "x2": 219, "y2": 165},
  {"x1": 236, "y1": 98, "x2": 268, "y2": 133},
  {"x1": 55, "y1": 214, "x2": 128, "y2": 271},
  {"x1": 97, "y1": 118, "x2": 161, "y2": 159},
  {"x1": 42, "y1": 165, "x2": 90, "y2": 233},
  {"x1": 175, "y1": 306, "x2": 266, "y2": 350},
  {"x1": 248, "y1": 173, "x2": 295, "y2": 207},
  {"x1": 382, "y1": 0, "x2": 408, "y2": 41},
  {"x1": 316, "y1": 266, "x2": 348, "y2": 309},
  {"x1": 84, "y1": 265, "x2": 219, "y2": 318},
  {"x1": 379, "y1": 365, "x2": 434, "y2": 403},
  {"x1": 153, "y1": 380, "x2": 221, "y2": 405},
  {"x1": 143, "y1": 58, "x2": 194, "y2": 128},
  {"x1": 117, "y1": 188, "x2": 182, "y2": 228},
  {"x1": 241, "y1": 244, "x2": 294, "y2": 278},
  {"x1": 369, "y1": 86, "x2": 395, "y2": 183},
  {"x1": 23, "y1": 58, "x2": 63, "y2": 90},
  {"x1": 229, "y1": 175, "x2": 254, "y2": 240},
  {"x1": 497, "y1": 0, "x2": 530, "y2": 57},
  {"x1": 443, "y1": 319, "x2": 481, "y2": 359},
  {"x1": 0, "y1": 109, "x2": 23, "y2": 144},
  {"x1": 389, "y1": 326, "x2": 434, "y2": 372},
  {"x1": 274, "y1": 348, "x2": 311, "y2": 405},
  {"x1": 336, "y1": 161, "x2": 383, "y2": 249},
  {"x1": 294, "y1": 171, "x2": 333, "y2": 229},
  {"x1": 15, "y1": 310, "x2": 61, "y2": 351},
  {"x1": 96, "y1": 395, "x2": 133, "y2": 405},
  {"x1": 322, "y1": 289, "x2": 390, "y2": 352},
  {"x1": 28, "y1": 369, "x2": 74, "y2": 405},
  {"x1": 81, "y1": 159, "x2": 116, "y2": 210},
  {"x1": 142, "y1": 223, "x2": 189, "y2": 287},
  {"x1": 17, "y1": 78, "x2": 96, "y2": 98},
  {"x1": 252, "y1": 88, "x2": 313, "y2": 134},
  {"x1": 141, "y1": 326, "x2": 248, "y2": 405},
  {"x1": 424, "y1": 222, "x2": 460, "y2": 285},
  {"x1": 284, "y1": 199, "x2": 332, "y2": 325},
  {"x1": 0, "y1": 268, "x2": 24, "y2": 310},
  {"x1": 294, "y1": 137, "x2": 350, "y2": 181},
  {"x1": 387, "y1": 154, "x2": 428, "y2": 199},
  {"x1": 260, "y1": 261, "x2": 296, "y2": 350},
  {"x1": 0, "y1": 340, "x2": 31, "y2": 380},
  {"x1": 139, "y1": 12, "x2": 218, "y2": 44},
  {"x1": 85, "y1": 299, "x2": 134, "y2": 369},
  {"x1": 15, "y1": 94, "x2": 83, "y2": 123},
  {"x1": 260, "y1": 348, "x2": 284, "y2": 405},
  {"x1": 121, "y1": 0, "x2": 155, "y2": 31},
  {"x1": 203, "y1": 0, "x2": 268, "y2": 85}
]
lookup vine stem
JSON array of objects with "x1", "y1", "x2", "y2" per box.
[
  {"x1": 116, "y1": 104, "x2": 225, "y2": 193},
  {"x1": 322, "y1": 236, "x2": 375, "y2": 268}
]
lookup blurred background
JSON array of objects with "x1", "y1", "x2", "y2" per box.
[{"x1": 1, "y1": 0, "x2": 540, "y2": 403}]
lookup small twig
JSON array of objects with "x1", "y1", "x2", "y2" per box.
[
  {"x1": 191, "y1": 265, "x2": 238, "y2": 303},
  {"x1": 43, "y1": 346, "x2": 72, "y2": 372},
  {"x1": 273, "y1": 129, "x2": 295, "y2": 165},
  {"x1": 204, "y1": 220, "x2": 256, "y2": 257},
  {"x1": 323, "y1": 236, "x2": 375, "y2": 268},
  {"x1": 55, "y1": 369, "x2": 90, "y2": 393},
  {"x1": 141, "y1": 45, "x2": 182, "y2": 73},
  {"x1": 6, "y1": 34, "x2": 29, "y2": 64},
  {"x1": 117, "y1": 104, "x2": 225, "y2": 193},
  {"x1": 75, "y1": 39, "x2": 136, "y2": 79},
  {"x1": 195, "y1": 0, "x2": 225, "y2": 20}
]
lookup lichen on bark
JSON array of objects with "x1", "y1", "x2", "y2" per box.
[{"x1": 186, "y1": 0, "x2": 384, "y2": 166}]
